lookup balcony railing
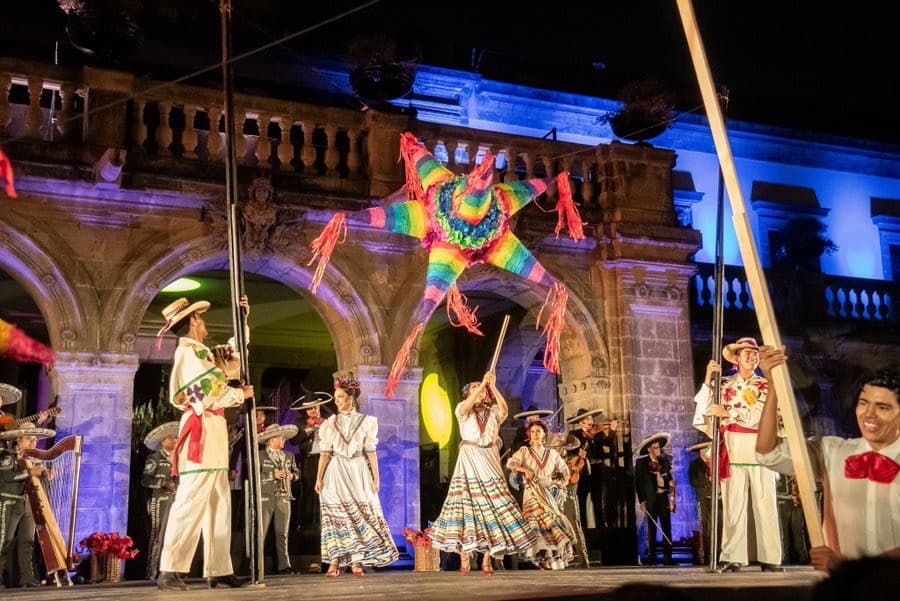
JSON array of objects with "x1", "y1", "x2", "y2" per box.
[
  {"x1": 1, "y1": 58, "x2": 608, "y2": 206},
  {"x1": 692, "y1": 263, "x2": 897, "y2": 329}
]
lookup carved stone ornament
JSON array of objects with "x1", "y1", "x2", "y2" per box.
[
  {"x1": 235, "y1": 177, "x2": 306, "y2": 252},
  {"x1": 666, "y1": 287, "x2": 681, "y2": 300},
  {"x1": 635, "y1": 284, "x2": 650, "y2": 298}
]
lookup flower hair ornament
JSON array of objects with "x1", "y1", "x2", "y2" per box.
[{"x1": 335, "y1": 373, "x2": 361, "y2": 395}]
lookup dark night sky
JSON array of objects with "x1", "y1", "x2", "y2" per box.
[{"x1": 2, "y1": 0, "x2": 898, "y2": 145}]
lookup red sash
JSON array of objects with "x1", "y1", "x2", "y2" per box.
[
  {"x1": 717, "y1": 423, "x2": 758, "y2": 480},
  {"x1": 172, "y1": 406, "x2": 225, "y2": 476}
]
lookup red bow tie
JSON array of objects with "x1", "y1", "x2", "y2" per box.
[{"x1": 844, "y1": 451, "x2": 900, "y2": 484}]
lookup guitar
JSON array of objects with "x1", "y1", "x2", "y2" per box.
[{"x1": 0, "y1": 407, "x2": 62, "y2": 430}]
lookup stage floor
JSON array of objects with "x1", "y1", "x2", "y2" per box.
[{"x1": 3, "y1": 566, "x2": 824, "y2": 601}]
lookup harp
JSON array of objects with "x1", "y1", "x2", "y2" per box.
[{"x1": 20, "y1": 435, "x2": 84, "y2": 587}]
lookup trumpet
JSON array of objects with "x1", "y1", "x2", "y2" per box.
[{"x1": 275, "y1": 457, "x2": 292, "y2": 497}]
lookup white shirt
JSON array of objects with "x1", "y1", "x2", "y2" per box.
[
  {"x1": 456, "y1": 403, "x2": 500, "y2": 446},
  {"x1": 318, "y1": 412, "x2": 378, "y2": 458},
  {"x1": 757, "y1": 435, "x2": 900, "y2": 558}
]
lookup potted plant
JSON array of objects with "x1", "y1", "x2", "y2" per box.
[
  {"x1": 607, "y1": 78, "x2": 675, "y2": 144},
  {"x1": 347, "y1": 34, "x2": 417, "y2": 107}
]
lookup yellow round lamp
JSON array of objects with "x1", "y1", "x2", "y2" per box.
[{"x1": 421, "y1": 373, "x2": 452, "y2": 448}]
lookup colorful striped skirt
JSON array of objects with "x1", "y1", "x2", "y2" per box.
[{"x1": 430, "y1": 444, "x2": 536, "y2": 556}]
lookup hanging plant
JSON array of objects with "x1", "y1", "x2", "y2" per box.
[{"x1": 607, "y1": 78, "x2": 675, "y2": 143}]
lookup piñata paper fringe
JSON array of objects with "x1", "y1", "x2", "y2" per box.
[
  {"x1": 400, "y1": 132, "x2": 426, "y2": 200},
  {"x1": 446, "y1": 285, "x2": 484, "y2": 335},
  {"x1": 0, "y1": 318, "x2": 55, "y2": 366},
  {"x1": 536, "y1": 282, "x2": 568, "y2": 375},
  {"x1": 554, "y1": 172, "x2": 585, "y2": 242},
  {"x1": 0, "y1": 146, "x2": 17, "y2": 198},
  {"x1": 385, "y1": 322, "x2": 425, "y2": 399},
  {"x1": 307, "y1": 212, "x2": 347, "y2": 295}
]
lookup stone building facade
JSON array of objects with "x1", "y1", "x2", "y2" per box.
[{"x1": 0, "y1": 58, "x2": 702, "y2": 552}]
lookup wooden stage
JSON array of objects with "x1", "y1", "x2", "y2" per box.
[{"x1": 2, "y1": 566, "x2": 824, "y2": 601}]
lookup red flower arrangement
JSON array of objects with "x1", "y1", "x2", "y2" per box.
[
  {"x1": 78, "y1": 531, "x2": 140, "y2": 560},
  {"x1": 404, "y1": 527, "x2": 434, "y2": 549}
]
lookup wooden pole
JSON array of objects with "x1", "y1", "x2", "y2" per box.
[
  {"x1": 488, "y1": 315, "x2": 512, "y2": 373},
  {"x1": 675, "y1": 0, "x2": 824, "y2": 547}
]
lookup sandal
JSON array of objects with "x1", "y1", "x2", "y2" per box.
[
  {"x1": 326, "y1": 564, "x2": 341, "y2": 578},
  {"x1": 482, "y1": 558, "x2": 494, "y2": 577},
  {"x1": 460, "y1": 553, "x2": 471, "y2": 575},
  {"x1": 351, "y1": 564, "x2": 365, "y2": 578}
]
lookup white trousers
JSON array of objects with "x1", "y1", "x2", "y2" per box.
[
  {"x1": 720, "y1": 463, "x2": 783, "y2": 565},
  {"x1": 159, "y1": 470, "x2": 234, "y2": 577}
]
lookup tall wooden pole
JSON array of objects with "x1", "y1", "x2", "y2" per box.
[
  {"x1": 675, "y1": 0, "x2": 824, "y2": 547},
  {"x1": 219, "y1": 0, "x2": 265, "y2": 583}
]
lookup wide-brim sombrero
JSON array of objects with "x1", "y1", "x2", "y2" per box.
[
  {"x1": 156, "y1": 298, "x2": 211, "y2": 337},
  {"x1": 513, "y1": 408, "x2": 553, "y2": 421},
  {"x1": 722, "y1": 337, "x2": 759, "y2": 365},
  {"x1": 144, "y1": 421, "x2": 181, "y2": 451},
  {"x1": 686, "y1": 441, "x2": 711, "y2": 453},
  {"x1": 258, "y1": 424, "x2": 299, "y2": 443},
  {"x1": 0, "y1": 383, "x2": 22, "y2": 406},
  {"x1": 566, "y1": 407, "x2": 604, "y2": 425},
  {"x1": 637, "y1": 432, "x2": 672, "y2": 456},
  {"x1": 548, "y1": 432, "x2": 580, "y2": 452},
  {"x1": 0, "y1": 422, "x2": 56, "y2": 441},
  {"x1": 289, "y1": 392, "x2": 333, "y2": 411}
]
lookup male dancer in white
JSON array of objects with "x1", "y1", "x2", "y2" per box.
[
  {"x1": 693, "y1": 337, "x2": 783, "y2": 572},
  {"x1": 156, "y1": 297, "x2": 254, "y2": 590}
]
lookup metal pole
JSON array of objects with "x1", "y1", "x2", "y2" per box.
[
  {"x1": 219, "y1": 0, "x2": 264, "y2": 584},
  {"x1": 707, "y1": 85, "x2": 728, "y2": 573}
]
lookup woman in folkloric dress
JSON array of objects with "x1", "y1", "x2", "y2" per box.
[
  {"x1": 431, "y1": 372, "x2": 536, "y2": 575},
  {"x1": 314, "y1": 375, "x2": 398, "y2": 577},
  {"x1": 506, "y1": 420, "x2": 576, "y2": 570}
]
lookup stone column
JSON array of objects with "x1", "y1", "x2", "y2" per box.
[
  {"x1": 605, "y1": 264, "x2": 700, "y2": 546},
  {"x1": 52, "y1": 354, "x2": 139, "y2": 542},
  {"x1": 353, "y1": 364, "x2": 422, "y2": 540},
  {"x1": 365, "y1": 110, "x2": 409, "y2": 197}
]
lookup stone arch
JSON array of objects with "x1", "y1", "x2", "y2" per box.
[
  {"x1": 455, "y1": 270, "x2": 609, "y2": 383},
  {"x1": 102, "y1": 237, "x2": 384, "y2": 368},
  {"x1": 0, "y1": 221, "x2": 86, "y2": 352}
]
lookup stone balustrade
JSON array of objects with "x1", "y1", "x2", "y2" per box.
[
  {"x1": 692, "y1": 263, "x2": 897, "y2": 325},
  {"x1": 1, "y1": 58, "x2": 617, "y2": 205}
]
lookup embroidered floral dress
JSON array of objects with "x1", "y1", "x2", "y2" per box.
[
  {"x1": 431, "y1": 403, "x2": 536, "y2": 556},
  {"x1": 318, "y1": 411, "x2": 398, "y2": 568},
  {"x1": 506, "y1": 444, "x2": 575, "y2": 569}
]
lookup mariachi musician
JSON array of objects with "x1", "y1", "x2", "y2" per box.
[
  {"x1": 141, "y1": 421, "x2": 179, "y2": 580},
  {"x1": 0, "y1": 421, "x2": 57, "y2": 589},
  {"x1": 552, "y1": 432, "x2": 591, "y2": 568},
  {"x1": 258, "y1": 424, "x2": 300, "y2": 575},
  {"x1": 290, "y1": 392, "x2": 332, "y2": 550},
  {"x1": 567, "y1": 408, "x2": 617, "y2": 534}
]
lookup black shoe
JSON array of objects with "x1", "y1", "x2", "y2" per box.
[
  {"x1": 276, "y1": 568, "x2": 295, "y2": 575},
  {"x1": 157, "y1": 572, "x2": 188, "y2": 591},
  {"x1": 663, "y1": 559, "x2": 676, "y2": 566},
  {"x1": 22, "y1": 580, "x2": 42, "y2": 588},
  {"x1": 207, "y1": 574, "x2": 250, "y2": 588},
  {"x1": 760, "y1": 563, "x2": 785, "y2": 572},
  {"x1": 716, "y1": 562, "x2": 742, "y2": 573}
]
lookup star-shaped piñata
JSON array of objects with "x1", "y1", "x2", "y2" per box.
[
  {"x1": 0, "y1": 318, "x2": 55, "y2": 366},
  {"x1": 308, "y1": 132, "x2": 585, "y2": 397}
]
